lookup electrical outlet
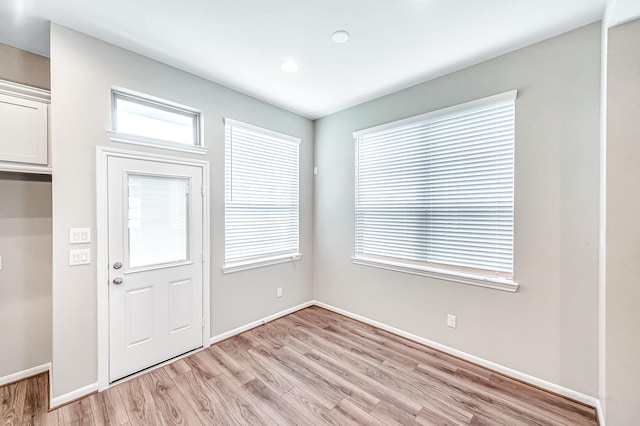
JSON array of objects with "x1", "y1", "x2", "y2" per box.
[
  {"x1": 276, "y1": 287, "x2": 283, "y2": 298},
  {"x1": 447, "y1": 314, "x2": 457, "y2": 328}
]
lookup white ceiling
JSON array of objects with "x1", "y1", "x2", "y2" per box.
[{"x1": 0, "y1": 0, "x2": 607, "y2": 119}]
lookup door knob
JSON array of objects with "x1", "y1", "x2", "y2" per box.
[
  {"x1": 113, "y1": 262, "x2": 123, "y2": 269},
  {"x1": 113, "y1": 277, "x2": 123, "y2": 285}
]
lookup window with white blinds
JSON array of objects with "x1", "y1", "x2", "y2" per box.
[
  {"x1": 353, "y1": 91, "x2": 517, "y2": 290},
  {"x1": 224, "y1": 118, "x2": 301, "y2": 272}
]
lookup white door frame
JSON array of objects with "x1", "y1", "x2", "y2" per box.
[{"x1": 96, "y1": 147, "x2": 210, "y2": 391}]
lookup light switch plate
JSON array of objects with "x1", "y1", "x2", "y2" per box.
[
  {"x1": 69, "y1": 249, "x2": 91, "y2": 266},
  {"x1": 69, "y1": 228, "x2": 91, "y2": 244},
  {"x1": 447, "y1": 314, "x2": 457, "y2": 328}
]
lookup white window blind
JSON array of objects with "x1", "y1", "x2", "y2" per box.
[
  {"x1": 354, "y1": 91, "x2": 516, "y2": 281},
  {"x1": 224, "y1": 118, "x2": 300, "y2": 272}
]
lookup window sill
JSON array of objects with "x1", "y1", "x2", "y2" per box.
[
  {"x1": 107, "y1": 131, "x2": 208, "y2": 155},
  {"x1": 352, "y1": 256, "x2": 518, "y2": 292},
  {"x1": 223, "y1": 253, "x2": 302, "y2": 274}
]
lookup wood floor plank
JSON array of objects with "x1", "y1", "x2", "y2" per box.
[
  {"x1": 416, "y1": 406, "x2": 475, "y2": 426},
  {"x1": 283, "y1": 314, "x2": 388, "y2": 366},
  {"x1": 58, "y1": 397, "x2": 95, "y2": 425},
  {"x1": 22, "y1": 373, "x2": 48, "y2": 424},
  {"x1": 414, "y1": 362, "x2": 555, "y2": 425},
  {"x1": 204, "y1": 345, "x2": 255, "y2": 387},
  {"x1": 88, "y1": 386, "x2": 130, "y2": 425},
  {"x1": 282, "y1": 333, "x2": 376, "y2": 377},
  {"x1": 281, "y1": 386, "x2": 344, "y2": 426},
  {"x1": 323, "y1": 323, "x2": 422, "y2": 370},
  {"x1": 370, "y1": 400, "x2": 423, "y2": 426},
  {"x1": 485, "y1": 372, "x2": 598, "y2": 424},
  {"x1": 181, "y1": 351, "x2": 221, "y2": 381},
  {"x1": 304, "y1": 348, "x2": 423, "y2": 416},
  {"x1": 244, "y1": 320, "x2": 293, "y2": 351},
  {"x1": 0, "y1": 307, "x2": 599, "y2": 426},
  {"x1": 377, "y1": 361, "x2": 477, "y2": 424},
  {"x1": 303, "y1": 317, "x2": 423, "y2": 371},
  {"x1": 294, "y1": 308, "x2": 338, "y2": 329},
  {"x1": 241, "y1": 378, "x2": 314, "y2": 425},
  {"x1": 140, "y1": 368, "x2": 201, "y2": 425},
  {"x1": 276, "y1": 345, "x2": 381, "y2": 412},
  {"x1": 218, "y1": 334, "x2": 295, "y2": 395},
  {"x1": 114, "y1": 377, "x2": 160, "y2": 426},
  {"x1": 386, "y1": 359, "x2": 532, "y2": 425},
  {"x1": 172, "y1": 370, "x2": 237, "y2": 425},
  {"x1": 245, "y1": 346, "x2": 343, "y2": 410},
  {"x1": 281, "y1": 317, "x2": 383, "y2": 369},
  {"x1": 451, "y1": 368, "x2": 596, "y2": 425},
  {"x1": 331, "y1": 398, "x2": 385, "y2": 426},
  {"x1": 310, "y1": 306, "x2": 493, "y2": 380},
  {"x1": 164, "y1": 359, "x2": 191, "y2": 379},
  {"x1": 200, "y1": 370, "x2": 268, "y2": 425},
  {"x1": 33, "y1": 408, "x2": 63, "y2": 426},
  {"x1": 0, "y1": 378, "x2": 27, "y2": 426}
]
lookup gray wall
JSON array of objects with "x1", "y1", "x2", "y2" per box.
[
  {"x1": 50, "y1": 24, "x2": 314, "y2": 398},
  {"x1": 0, "y1": 174, "x2": 52, "y2": 379},
  {"x1": 0, "y1": 43, "x2": 52, "y2": 381},
  {"x1": 0, "y1": 42, "x2": 50, "y2": 89},
  {"x1": 605, "y1": 17, "x2": 640, "y2": 425},
  {"x1": 314, "y1": 23, "x2": 601, "y2": 396}
]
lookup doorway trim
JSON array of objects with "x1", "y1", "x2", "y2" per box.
[{"x1": 96, "y1": 147, "x2": 211, "y2": 391}]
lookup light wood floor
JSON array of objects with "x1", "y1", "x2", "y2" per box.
[{"x1": 2, "y1": 306, "x2": 598, "y2": 425}]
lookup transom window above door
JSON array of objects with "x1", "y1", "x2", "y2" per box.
[{"x1": 107, "y1": 88, "x2": 205, "y2": 154}]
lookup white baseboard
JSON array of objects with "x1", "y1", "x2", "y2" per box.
[
  {"x1": 0, "y1": 363, "x2": 51, "y2": 387},
  {"x1": 595, "y1": 399, "x2": 605, "y2": 425},
  {"x1": 209, "y1": 300, "x2": 313, "y2": 345},
  {"x1": 312, "y1": 300, "x2": 601, "y2": 411},
  {"x1": 50, "y1": 382, "x2": 98, "y2": 409}
]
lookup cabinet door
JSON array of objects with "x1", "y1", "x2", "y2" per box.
[{"x1": 0, "y1": 93, "x2": 48, "y2": 165}]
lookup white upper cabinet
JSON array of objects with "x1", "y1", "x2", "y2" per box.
[{"x1": 0, "y1": 80, "x2": 50, "y2": 173}]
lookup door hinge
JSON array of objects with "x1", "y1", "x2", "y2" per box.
[
  {"x1": 201, "y1": 185, "x2": 205, "y2": 196},
  {"x1": 202, "y1": 317, "x2": 206, "y2": 329},
  {"x1": 202, "y1": 251, "x2": 206, "y2": 263}
]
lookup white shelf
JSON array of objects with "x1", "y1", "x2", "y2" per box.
[{"x1": 0, "y1": 162, "x2": 52, "y2": 175}]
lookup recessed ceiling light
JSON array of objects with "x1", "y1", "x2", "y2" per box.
[
  {"x1": 281, "y1": 60, "x2": 300, "y2": 72},
  {"x1": 332, "y1": 30, "x2": 350, "y2": 43}
]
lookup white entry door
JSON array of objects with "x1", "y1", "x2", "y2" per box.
[{"x1": 107, "y1": 156, "x2": 204, "y2": 383}]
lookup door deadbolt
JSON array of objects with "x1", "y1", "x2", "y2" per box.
[
  {"x1": 112, "y1": 277, "x2": 123, "y2": 285},
  {"x1": 113, "y1": 262, "x2": 123, "y2": 269}
]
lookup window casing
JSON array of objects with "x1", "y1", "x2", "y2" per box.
[
  {"x1": 108, "y1": 89, "x2": 204, "y2": 154},
  {"x1": 223, "y1": 118, "x2": 301, "y2": 272},
  {"x1": 353, "y1": 91, "x2": 517, "y2": 292}
]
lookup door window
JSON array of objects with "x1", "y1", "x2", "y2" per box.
[{"x1": 127, "y1": 174, "x2": 189, "y2": 269}]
